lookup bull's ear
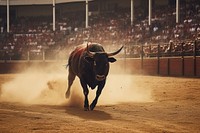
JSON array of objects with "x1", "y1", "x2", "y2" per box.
[
  {"x1": 84, "y1": 56, "x2": 94, "y2": 63},
  {"x1": 108, "y1": 57, "x2": 116, "y2": 63}
]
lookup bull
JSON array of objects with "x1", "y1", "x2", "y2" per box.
[{"x1": 65, "y1": 43, "x2": 123, "y2": 111}]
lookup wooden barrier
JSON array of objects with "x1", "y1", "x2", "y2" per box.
[
  {"x1": 113, "y1": 57, "x2": 200, "y2": 77},
  {"x1": 159, "y1": 58, "x2": 169, "y2": 76},
  {"x1": 184, "y1": 57, "x2": 194, "y2": 76},
  {"x1": 169, "y1": 58, "x2": 183, "y2": 76},
  {"x1": 196, "y1": 58, "x2": 200, "y2": 76},
  {"x1": 0, "y1": 57, "x2": 200, "y2": 77}
]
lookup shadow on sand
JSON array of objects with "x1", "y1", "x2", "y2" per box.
[
  {"x1": 65, "y1": 106, "x2": 112, "y2": 121},
  {"x1": 38, "y1": 103, "x2": 112, "y2": 121}
]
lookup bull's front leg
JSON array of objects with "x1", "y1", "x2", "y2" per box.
[
  {"x1": 90, "y1": 80, "x2": 105, "y2": 110},
  {"x1": 80, "y1": 80, "x2": 89, "y2": 111}
]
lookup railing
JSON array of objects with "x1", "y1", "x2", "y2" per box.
[
  {"x1": 0, "y1": 40, "x2": 199, "y2": 62},
  {"x1": 0, "y1": 40, "x2": 199, "y2": 77},
  {"x1": 136, "y1": 40, "x2": 199, "y2": 77},
  {"x1": 124, "y1": 40, "x2": 200, "y2": 58}
]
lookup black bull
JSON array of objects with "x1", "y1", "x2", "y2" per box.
[{"x1": 65, "y1": 43, "x2": 123, "y2": 110}]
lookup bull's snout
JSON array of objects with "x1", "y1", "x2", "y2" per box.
[{"x1": 96, "y1": 75, "x2": 105, "y2": 81}]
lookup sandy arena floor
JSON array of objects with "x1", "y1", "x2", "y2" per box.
[{"x1": 0, "y1": 72, "x2": 200, "y2": 133}]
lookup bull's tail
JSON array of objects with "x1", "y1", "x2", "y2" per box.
[
  {"x1": 65, "y1": 63, "x2": 69, "y2": 69},
  {"x1": 62, "y1": 61, "x2": 69, "y2": 69}
]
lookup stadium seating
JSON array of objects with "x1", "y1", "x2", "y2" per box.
[{"x1": 0, "y1": 2, "x2": 199, "y2": 60}]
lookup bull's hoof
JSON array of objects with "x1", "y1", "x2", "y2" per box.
[
  {"x1": 65, "y1": 92, "x2": 70, "y2": 99},
  {"x1": 84, "y1": 107, "x2": 89, "y2": 111},
  {"x1": 90, "y1": 105, "x2": 95, "y2": 111}
]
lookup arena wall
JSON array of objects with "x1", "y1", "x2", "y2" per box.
[
  {"x1": 0, "y1": 57, "x2": 199, "y2": 77},
  {"x1": 109, "y1": 57, "x2": 200, "y2": 77}
]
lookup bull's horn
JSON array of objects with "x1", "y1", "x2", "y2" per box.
[
  {"x1": 87, "y1": 43, "x2": 95, "y2": 57},
  {"x1": 107, "y1": 45, "x2": 124, "y2": 56}
]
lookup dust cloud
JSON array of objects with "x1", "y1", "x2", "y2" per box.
[
  {"x1": 0, "y1": 62, "x2": 152, "y2": 108},
  {"x1": 89, "y1": 74, "x2": 153, "y2": 105},
  {"x1": 0, "y1": 64, "x2": 68, "y2": 105}
]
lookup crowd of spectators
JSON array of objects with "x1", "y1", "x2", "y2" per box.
[
  {"x1": 0, "y1": 1, "x2": 200, "y2": 60},
  {"x1": 64, "y1": 1, "x2": 200, "y2": 58},
  {"x1": 0, "y1": 12, "x2": 83, "y2": 60}
]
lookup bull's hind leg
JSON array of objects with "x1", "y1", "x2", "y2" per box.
[{"x1": 65, "y1": 68, "x2": 76, "y2": 98}]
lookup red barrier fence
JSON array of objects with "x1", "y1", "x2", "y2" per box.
[
  {"x1": 1, "y1": 40, "x2": 199, "y2": 77},
  {"x1": 1, "y1": 57, "x2": 199, "y2": 77},
  {"x1": 112, "y1": 57, "x2": 200, "y2": 77}
]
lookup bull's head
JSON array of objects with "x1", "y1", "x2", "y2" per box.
[{"x1": 85, "y1": 44, "x2": 123, "y2": 81}]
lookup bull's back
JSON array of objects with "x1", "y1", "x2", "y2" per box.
[{"x1": 68, "y1": 44, "x2": 86, "y2": 76}]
